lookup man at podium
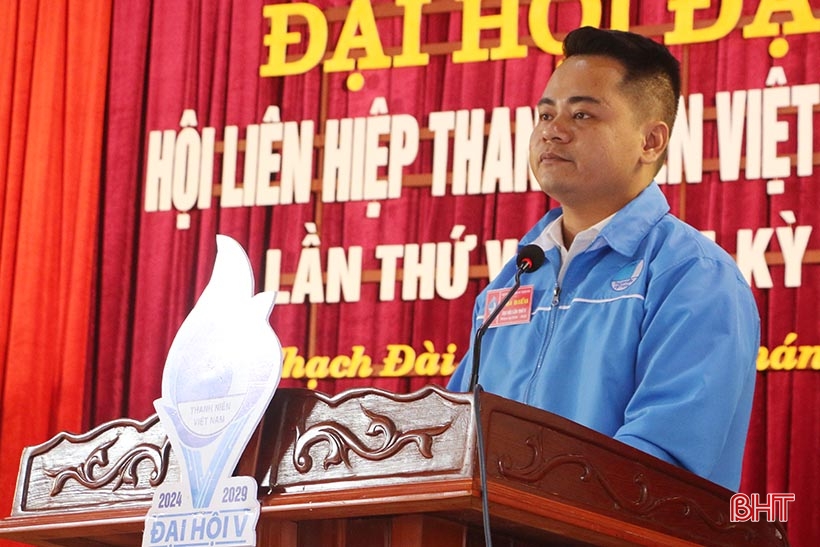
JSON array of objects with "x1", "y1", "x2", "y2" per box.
[{"x1": 448, "y1": 27, "x2": 759, "y2": 492}]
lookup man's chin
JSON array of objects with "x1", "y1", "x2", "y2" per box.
[{"x1": 537, "y1": 181, "x2": 572, "y2": 203}]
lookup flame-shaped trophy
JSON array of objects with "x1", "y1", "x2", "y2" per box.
[{"x1": 142, "y1": 235, "x2": 282, "y2": 547}]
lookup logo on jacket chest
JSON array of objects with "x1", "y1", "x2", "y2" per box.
[{"x1": 611, "y1": 260, "x2": 644, "y2": 292}]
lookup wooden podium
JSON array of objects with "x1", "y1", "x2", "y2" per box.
[{"x1": 0, "y1": 386, "x2": 789, "y2": 546}]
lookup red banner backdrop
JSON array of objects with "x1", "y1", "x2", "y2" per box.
[
  {"x1": 0, "y1": 0, "x2": 111, "y2": 540},
  {"x1": 1, "y1": 1, "x2": 819, "y2": 545}
]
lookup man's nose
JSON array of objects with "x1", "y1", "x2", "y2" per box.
[{"x1": 542, "y1": 115, "x2": 571, "y2": 142}]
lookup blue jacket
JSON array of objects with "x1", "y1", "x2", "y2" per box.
[{"x1": 449, "y1": 183, "x2": 759, "y2": 491}]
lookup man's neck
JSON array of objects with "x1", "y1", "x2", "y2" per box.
[
  {"x1": 561, "y1": 210, "x2": 606, "y2": 247},
  {"x1": 558, "y1": 183, "x2": 651, "y2": 246}
]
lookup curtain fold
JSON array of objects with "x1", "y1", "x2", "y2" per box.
[{"x1": 0, "y1": 2, "x2": 111, "y2": 542}]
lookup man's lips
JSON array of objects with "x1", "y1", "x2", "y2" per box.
[{"x1": 539, "y1": 151, "x2": 571, "y2": 163}]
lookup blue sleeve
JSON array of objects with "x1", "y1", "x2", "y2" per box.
[
  {"x1": 614, "y1": 257, "x2": 759, "y2": 490},
  {"x1": 447, "y1": 298, "x2": 480, "y2": 392}
]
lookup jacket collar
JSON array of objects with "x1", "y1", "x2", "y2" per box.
[{"x1": 522, "y1": 182, "x2": 670, "y2": 257}]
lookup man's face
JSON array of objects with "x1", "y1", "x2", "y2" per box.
[{"x1": 529, "y1": 55, "x2": 655, "y2": 218}]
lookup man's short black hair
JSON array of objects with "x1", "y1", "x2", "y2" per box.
[{"x1": 563, "y1": 26, "x2": 681, "y2": 132}]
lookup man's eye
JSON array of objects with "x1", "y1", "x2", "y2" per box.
[{"x1": 573, "y1": 112, "x2": 590, "y2": 119}]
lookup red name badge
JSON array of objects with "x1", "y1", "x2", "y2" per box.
[{"x1": 484, "y1": 285, "x2": 534, "y2": 328}]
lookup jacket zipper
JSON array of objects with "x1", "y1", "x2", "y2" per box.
[{"x1": 524, "y1": 281, "x2": 561, "y2": 402}]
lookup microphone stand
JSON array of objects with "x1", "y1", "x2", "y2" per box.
[
  {"x1": 468, "y1": 261, "x2": 532, "y2": 547},
  {"x1": 468, "y1": 265, "x2": 528, "y2": 392}
]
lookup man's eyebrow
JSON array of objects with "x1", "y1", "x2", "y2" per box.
[{"x1": 537, "y1": 96, "x2": 603, "y2": 106}]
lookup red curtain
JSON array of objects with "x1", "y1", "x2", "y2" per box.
[
  {"x1": 90, "y1": 0, "x2": 560, "y2": 422},
  {"x1": 0, "y1": 1, "x2": 818, "y2": 546},
  {"x1": 0, "y1": 0, "x2": 111, "y2": 543}
]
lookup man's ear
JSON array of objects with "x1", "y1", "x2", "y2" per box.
[{"x1": 640, "y1": 121, "x2": 670, "y2": 165}]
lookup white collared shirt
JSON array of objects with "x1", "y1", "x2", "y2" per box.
[{"x1": 537, "y1": 214, "x2": 614, "y2": 284}]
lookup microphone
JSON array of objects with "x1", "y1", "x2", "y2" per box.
[{"x1": 468, "y1": 244, "x2": 545, "y2": 391}]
